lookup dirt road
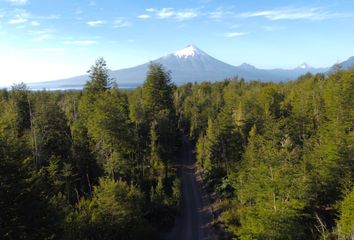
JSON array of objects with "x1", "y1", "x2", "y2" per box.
[{"x1": 162, "y1": 135, "x2": 214, "y2": 240}]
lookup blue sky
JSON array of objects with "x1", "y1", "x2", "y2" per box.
[{"x1": 0, "y1": 0, "x2": 354, "y2": 85}]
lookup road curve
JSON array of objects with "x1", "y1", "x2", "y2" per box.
[{"x1": 161, "y1": 135, "x2": 214, "y2": 240}]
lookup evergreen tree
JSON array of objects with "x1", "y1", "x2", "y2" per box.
[
  {"x1": 85, "y1": 58, "x2": 113, "y2": 94},
  {"x1": 10, "y1": 83, "x2": 31, "y2": 135},
  {"x1": 142, "y1": 63, "x2": 178, "y2": 178},
  {"x1": 142, "y1": 63, "x2": 175, "y2": 122}
]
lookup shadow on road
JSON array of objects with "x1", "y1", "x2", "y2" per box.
[{"x1": 161, "y1": 135, "x2": 214, "y2": 240}]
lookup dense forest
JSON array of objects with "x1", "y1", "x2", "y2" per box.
[
  {"x1": 0, "y1": 58, "x2": 353, "y2": 240},
  {"x1": 182, "y1": 69, "x2": 353, "y2": 240}
]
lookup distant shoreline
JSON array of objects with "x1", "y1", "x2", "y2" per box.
[{"x1": 0, "y1": 84, "x2": 140, "y2": 91}]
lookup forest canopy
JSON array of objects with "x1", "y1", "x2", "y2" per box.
[{"x1": 0, "y1": 59, "x2": 353, "y2": 240}]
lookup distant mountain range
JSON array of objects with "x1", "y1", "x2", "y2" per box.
[
  {"x1": 330, "y1": 56, "x2": 354, "y2": 71},
  {"x1": 28, "y1": 45, "x2": 354, "y2": 90}
]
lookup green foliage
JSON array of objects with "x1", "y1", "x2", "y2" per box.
[
  {"x1": 181, "y1": 81, "x2": 224, "y2": 139},
  {"x1": 142, "y1": 63, "x2": 175, "y2": 121},
  {"x1": 10, "y1": 83, "x2": 31, "y2": 135},
  {"x1": 142, "y1": 63, "x2": 178, "y2": 179},
  {"x1": 85, "y1": 57, "x2": 113, "y2": 94},
  {"x1": 171, "y1": 178, "x2": 181, "y2": 206},
  {"x1": 65, "y1": 178, "x2": 155, "y2": 240},
  {"x1": 0, "y1": 60, "x2": 180, "y2": 239},
  {"x1": 23, "y1": 91, "x2": 72, "y2": 171},
  {"x1": 87, "y1": 90, "x2": 132, "y2": 151},
  {"x1": 86, "y1": 89, "x2": 134, "y2": 179},
  {"x1": 92, "y1": 178, "x2": 143, "y2": 224},
  {"x1": 184, "y1": 70, "x2": 353, "y2": 239},
  {"x1": 196, "y1": 133, "x2": 212, "y2": 173},
  {"x1": 233, "y1": 125, "x2": 308, "y2": 239},
  {"x1": 337, "y1": 188, "x2": 354, "y2": 239},
  {"x1": 151, "y1": 177, "x2": 167, "y2": 204}
]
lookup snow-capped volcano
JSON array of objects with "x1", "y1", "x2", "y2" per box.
[
  {"x1": 158, "y1": 44, "x2": 237, "y2": 83},
  {"x1": 30, "y1": 44, "x2": 338, "y2": 90},
  {"x1": 33, "y1": 44, "x2": 239, "y2": 87},
  {"x1": 174, "y1": 44, "x2": 206, "y2": 58}
]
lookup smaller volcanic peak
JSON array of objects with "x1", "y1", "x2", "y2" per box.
[
  {"x1": 238, "y1": 63, "x2": 256, "y2": 70},
  {"x1": 296, "y1": 62, "x2": 311, "y2": 69}
]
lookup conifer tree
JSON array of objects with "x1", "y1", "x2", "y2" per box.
[
  {"x1": 142, "y1": 63, "x2": 177, "y2": 178},
  {"x1": 85, "y1": 57, "x2": 113, "y2": 94}
]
